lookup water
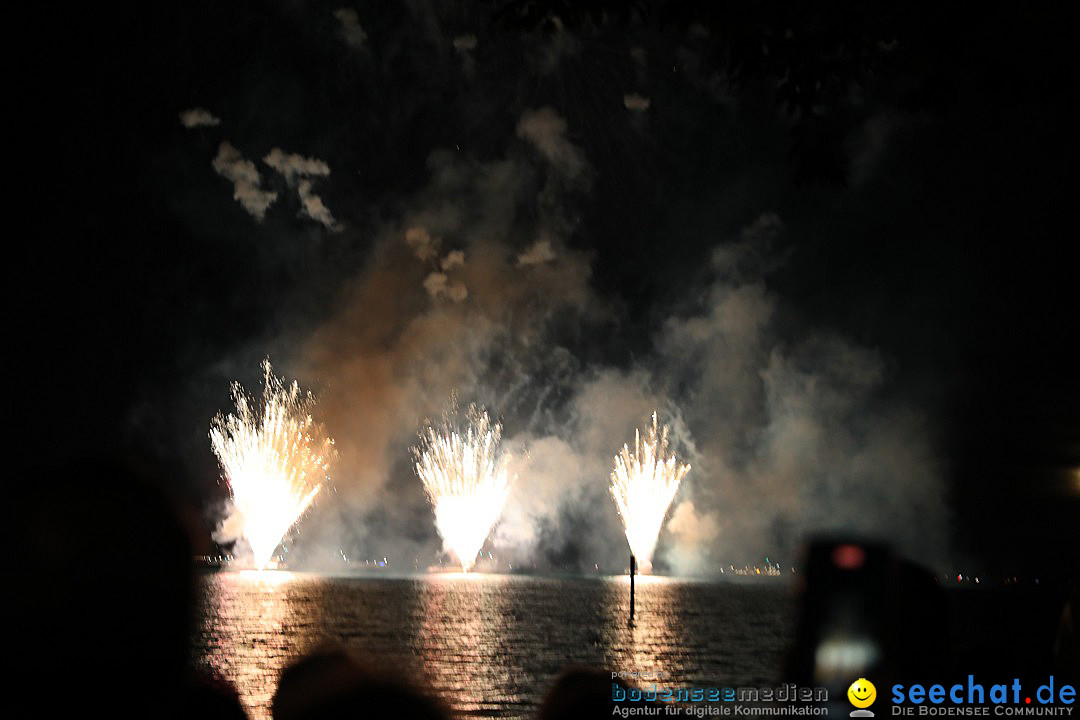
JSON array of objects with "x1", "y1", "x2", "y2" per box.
[{"x1": 194, "y1": 572, "x2": 795, "y2": 719}]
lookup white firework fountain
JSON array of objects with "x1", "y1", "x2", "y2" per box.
[
  {"x1": 210, "y1": 359, "x2": 335, "y2": 570},
  {"x1": 610, "y1": 412, "x2": 690, "y2": 574},
  {"x1": 413, "y1": 403, "x2": 511, "y2": 572}
]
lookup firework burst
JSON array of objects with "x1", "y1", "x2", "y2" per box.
[
  {"x1": 610, "y1": 412, "x2": 690, "y2": 573},
  {"x1": 210, "y1": 359, "x2": 334, "y2": 570},
  {"x1": 414, "y1": 403, "x2": 511, "y2": 572}
]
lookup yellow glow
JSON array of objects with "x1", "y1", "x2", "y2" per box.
[
  {"x1": 426, "y1": 570, "x2": 488, "y2": 580},
  {"x1": 232, "y1": 569, "x2": 301, "y2": 585},
  {"x1": 613, "y1": 572, "x2": 674, "y2": 586},
  {"x1": 414, "y1": 405, "x2": 510, "y2": 572},
  {"x1": 210, "y1": 360, "x2": 334, "y2": 570},
  {"x1": 610, "y1": 413, "x2": 690, "y2": 573}
]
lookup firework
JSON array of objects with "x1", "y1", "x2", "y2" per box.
[
  {"x1": 414, "y1": 404, "x2": 510, "y2": 572},
  {"x1": 210, "y1": 359, "x2": 334, "y2": 570},
  {"x1": 610, "y1": 412, "x2": 690, "y2": 573}
]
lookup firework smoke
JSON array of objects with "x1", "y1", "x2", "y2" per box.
[
  {"x1": 413, "y1": 403, "x2": 511, "y2": 572},
  {"x1": 610, "y1": 413, "x2": 691, "y2": 573},
  {"x1": 209, "y1": 359, "x2": 335, "y2": 569}
]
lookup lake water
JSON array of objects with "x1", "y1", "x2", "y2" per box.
[{"x1": 193, "y1": 572, "x2": 795, "y2": 719}]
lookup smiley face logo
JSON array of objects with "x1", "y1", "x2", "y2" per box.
[{"x1": 848, "y1": 678, "x2": 877, "y2": 711}]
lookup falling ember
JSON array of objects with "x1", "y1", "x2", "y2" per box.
[
  {"x1": 209, "y1": 359, "x2": 335, "y2": 570},
  {"x1": 610, "y1": 413, "x2": 690, "y2": 573},
  {"x1": 414, "y1": 403, "x2": 511, "y2": 572}
]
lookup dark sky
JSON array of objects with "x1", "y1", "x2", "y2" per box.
[{"x1": 16, "y1": 1, "x2": 1078, "y2": 575}]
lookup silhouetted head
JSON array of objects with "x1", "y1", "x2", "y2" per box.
[
  {"x1": 1053, "y1": 593, "x2": 1078, "y2": 678},
  {"x1": 273, "y1": 645, "x2": 447, "y2": 720},
  {"x1": 16, "y1": 455, "x2": 246, "y2": 717}
]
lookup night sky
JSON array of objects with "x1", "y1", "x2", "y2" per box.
[{"x1": 16, "y1": 1, "x2": 1078, "y2": 576}]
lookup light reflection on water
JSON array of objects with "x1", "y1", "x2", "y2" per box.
[{"x1": 194, "y1": 573, "x2": 793, "y2": 719}]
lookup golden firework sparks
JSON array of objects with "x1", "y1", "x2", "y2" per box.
[
  {"x1": 413, "y1": 403, "x2": 510, "y2": 572},
  {"x1": 210, "y1": 359, "x2": 334, "y2": 570},
  {"x1": 610, "y1": 412, "x2": 690, "y2": 573}
]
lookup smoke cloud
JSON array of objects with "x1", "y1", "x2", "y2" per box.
[
  {"x1": 650, "y1": 214, "x2": 945, "y2": 574},
  {"x1": 516, "y1": 108, "x2": 587, "y2": 181},
  {"x1": 297, "y1": 179, "x2": 340, "y2": 231},
  {"x1": 516, "y1": 238, "x2": 556, "y2": 267},
  {"x1": 453, "y1": 34, "x2": 477, "y2": 52},
  {"x1": 262, "y1": 148, "x2": 339, "y2": 229},
  {"x1": 333, "y1": 8, "x2": 367, "y2": 48},
  {"x1": 211, "y1": 142, "x2": 278, "y2": 221},
  {"x1": 180, "y1": 107, "x2": 221, "y2": 128},
  {"x1": 215, "y1": 106, "x2": 946, "y2": 574},
  {"x1": 263, "y1": 148, "x2": 331, "y2": 185}
]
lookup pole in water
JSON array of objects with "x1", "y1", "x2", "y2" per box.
[{"x1": 629, "y1": 553, "x2": 637, "y2": 622}]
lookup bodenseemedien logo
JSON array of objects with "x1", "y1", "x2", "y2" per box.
[{"x1": 849, "y1": 678, "x2": 878, "y2": 717}]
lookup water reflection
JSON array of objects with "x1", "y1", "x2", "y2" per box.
[
  {"x1": 418, "y1": 574, "x2": 527, "y2": 716},
  {"x1": 194, "y1": 573, "x2": 792, "y2": 719},
  {"x1": 196, "y1": 572, "x2": 323, "y2": 717},
  {"x1": 604, "y1": 574, "x2": 684, "y2": 682},
  {"x1": 603, "y1": 577, "x2": 786, "y2": 691}
]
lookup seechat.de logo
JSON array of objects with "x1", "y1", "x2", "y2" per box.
[
  {"x1": 891, "y1": 676, "x2": 1076, "y2": 715},
  {"x1": 850, "y1": 678, "x2": 878, "y2": 717}
]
